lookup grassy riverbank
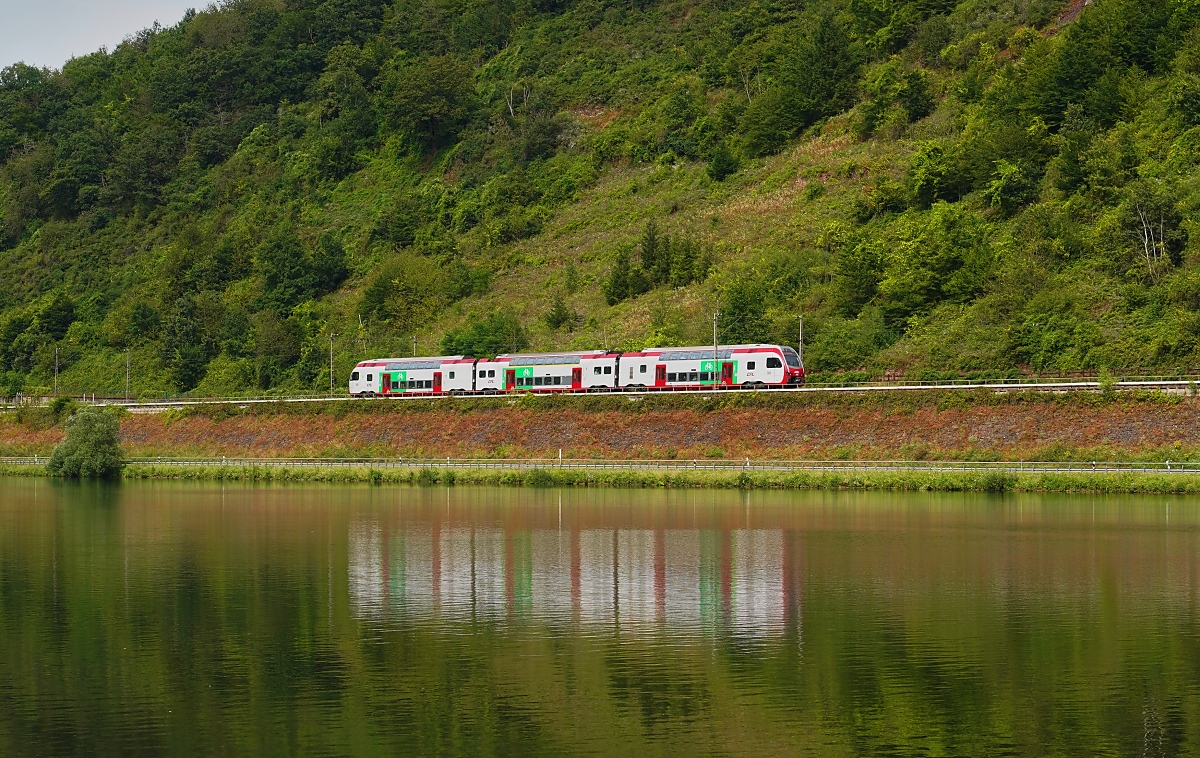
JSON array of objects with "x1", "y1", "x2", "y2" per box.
[
  {"x1": 11, "y1": 389, "x2": 1200, "y2": 465},
  {"x1": 77, "y1": 463, "x2": 1200, "y2": 494}
]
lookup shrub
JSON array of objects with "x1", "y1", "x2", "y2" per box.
[
  {"x1": 706, "y1": 143, "x2": 740, "y2": 181},
  {"x1": 544, "y1": 293, "x2": 578, "y2": 331},
  {"x1": 440, "y1": 312, "x2": 529, "y2": 356},
  {"x1": 48, "y1": 395, "x2": 78, "y2": 423},
  {"x1": 46, "y1": 406, "x2": 125, "y2": 479}
]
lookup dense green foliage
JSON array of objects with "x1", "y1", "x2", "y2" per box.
[
  {"x1": 46, "y1": 406, "x2": 125, "y2": 477},
  {"x1": 6, "y1": 0, "x2": 1200, "y2": 396}
]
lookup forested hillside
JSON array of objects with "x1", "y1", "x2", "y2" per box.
[{"x1": 1, "y1": 0, "x2": 1199, "y2": 396}]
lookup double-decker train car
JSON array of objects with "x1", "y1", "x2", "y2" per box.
[
  {"x1": 474, "y1": 351, "x2": 618, "y2": 393},
  {"x1": 348, "y1": 355, "x2": 475, "y2": 396},
  {"x1": 349, "y1": 343, "x2": 803, "y2": 396},
  {"x1": 616, "y1": 344, "x2": 804, "y2": 389}
]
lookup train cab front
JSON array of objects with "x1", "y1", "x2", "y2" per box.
[{"x1": 782, "y1": 346, "x2": 805, "y2": 384}]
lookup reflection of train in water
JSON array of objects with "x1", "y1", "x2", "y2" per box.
[
  {"x1": 348, "y1": 344, "x2": 804, "y2": 396},
  {"x1": 348, "y1": 523, "x2": 802, "y2": 636}
]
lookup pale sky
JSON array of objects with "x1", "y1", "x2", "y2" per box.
[{"x1": 0, "y1": 0, "x2": 199, "y2": 70}]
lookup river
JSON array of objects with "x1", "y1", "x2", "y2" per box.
[{"x1": 0, "y1": 479, "x2": 1197, "y2": 756}]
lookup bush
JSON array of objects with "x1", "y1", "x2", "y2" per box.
[
  {"x1": 544, "y1": 293, "x2": 578, "y2": 330},
  {"x1": 46, "y1": 406, "x2": 125, "y2": 479},
  {"x1": 440, "y1": 312, "x2": 529, "y2": 356},
  {"x1": 706, "y1": 143, "x2": 740, "y2": 181}
]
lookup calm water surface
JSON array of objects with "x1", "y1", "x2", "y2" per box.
[{"x1": 1, "y1": 479, "x2": 1198, "y2": 756}]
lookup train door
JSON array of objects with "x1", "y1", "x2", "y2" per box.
[
  {"x1": 433, "y1": 371, "x2": 442, "y2": 393},
  {"x1": 571, "y1": 367, "x2": 582, "y2": 390},
  {"x1": 655, "y1": 364, "x2": 666, "y2": 388},
  {"x1": 382, "y1": 373, "x2": 392, "y2": 394},
  {"x1": 505, "y1": 369, "x2": 516, "y2": 391},
  {"x1": 721, "y1": 361, "x2": 734, "y2": 386}
]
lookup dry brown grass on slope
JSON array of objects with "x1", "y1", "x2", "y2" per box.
[{"x1": 103, "y1": 398, "x2": 1200, "y2": 461}]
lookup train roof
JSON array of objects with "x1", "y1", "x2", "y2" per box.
[
  {"x1": 621, "y1": 343, "x2": 791, "y2": 355},
  {"x1": 491, "y1": 349, "x2": 611, "y2": 358},
  {"x1": 483, "y1": 350, "x2": 614, "y2": 364},
  {"x1": 355, "y1": 355, "x2": 468, "y2": 366}
]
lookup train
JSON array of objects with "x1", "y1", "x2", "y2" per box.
[{"x1": 348, "y1": 343, "x2": 804, "y2": 396}]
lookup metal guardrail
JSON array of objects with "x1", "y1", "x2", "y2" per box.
[{"x1": 2, "y1": 456, "x2": 1197, "y2": 474}]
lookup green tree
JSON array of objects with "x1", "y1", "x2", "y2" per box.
[
  {"x1": 544, "y1": 293, "x2": 577, "y2": 330},
  {"x1": 162, "y1": 296, "x2": 211, "y2": 391},
  {"x1": 440, "y1": 312, "x2": 528, "y2": 356},
  {"x1": 720, "y1": 276, "x2": 769, "y2": 343},
  {"x1": 706, "y1": 143, "x2": 740, "y2": 181},
  {"x1": 604, "y1": 250, "x2": 633, "y2": 305},
  {"x1": 37, "y1": 292, "x2": 75, "y2": 340},
  {"x1": 984, "y1": 160, "x2": 1038, "y2": 214},
  {"x1": 256, "y1": 228, "x2": 313, "y2": 313},
  {"x1": 311, "y1": 233, "x2": 349, "y2": 296},
  {"x1": 358, "y1": 257, "x2": 448, "y2": 329},
  {"x1": 252, "y1": 310, "x2": 301, "y2": 389},
  {"x1": 46, "y1": 406, "x2": 125, "y2": 479},
  {"x1": 383, "y1": 54, "x2": 474, "y2": 150},
  {"x1": 741, "y1": 13, "x2": 861, "y2": 156}
]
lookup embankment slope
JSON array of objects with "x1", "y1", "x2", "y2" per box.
[{"x1": 3, "y1": 393, "x2": 1196, "y2": 461}]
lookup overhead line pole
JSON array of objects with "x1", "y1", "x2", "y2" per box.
[
  {"x1": 798, "y1": 314, "x2": 804, "y2": 366},
  {"x1": 329, "y1": 333, "x2": 337, "y2": 398}
]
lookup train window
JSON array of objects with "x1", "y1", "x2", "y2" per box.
[
  {"x1": 594, "y1": 367, "x2": 602, "y2": 375},
  {"x1": 667, "y1": 373, "x2": 676, "y2": 382},
  {"x1": 767, "y1": 357, "x2": 782, "y2": 368},
  {"x1": 449, "y1": 371, "x2": 455, "y2": 379},
  {"x1": 553, "y1": 376, "x2": 562, "y2": 385},
  {"x1": 639, "y1": 365, "x2": 647, "y2": 374},
  {"x1": 603, "y1": 366, "x2": 612, "y2": 375},
  {"x1": 488, "y1": 369, "x2": 495, "y2": 378},
  {"x1": 366, "y1": 374, "x2": 373, "y2": 382},
  {"x1": 688, "y1": 372, "x2": 698, "y2": 381},
  {"x1": 747, "y1": 361, "x2": 756, "y2": 370},
  {"x1": 351, "y1": 372, "x2": 360, "y2": 381},
  {"x1": 700, "y1": 372, "x2": 710, "y2": 381},
  {"x1": 534, "y1": 377, "x2": 543, "y2": 386}
]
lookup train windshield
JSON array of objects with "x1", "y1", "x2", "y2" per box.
[{"x1": 782, "y1": 347, "x2": 801, "y2": 367}]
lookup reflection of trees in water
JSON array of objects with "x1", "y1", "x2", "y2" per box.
[{"x1": 2, "y1": 484, "x2": 1200, "y2": 755}]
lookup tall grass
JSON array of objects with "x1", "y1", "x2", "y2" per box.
[{"x1": 115, "y1": 463, "x2": 1200, "y2": 493}]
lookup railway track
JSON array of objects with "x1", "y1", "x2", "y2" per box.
[
  {"x1": 2, "y1": 456, "x2": 1197, "y2": 475},
  {"x1": 4, "y1": 376, "x2": 1199, "y2": 413}
]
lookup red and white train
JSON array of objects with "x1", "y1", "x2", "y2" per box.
[{"x1": 348, "y1": 344, "x2": 803, "y2": 396}]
